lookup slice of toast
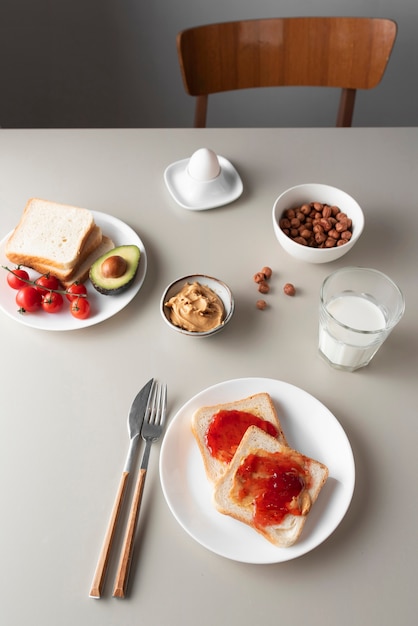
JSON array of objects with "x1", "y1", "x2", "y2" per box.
[
  {"x1": 22, "y1": 224, "x2": 103, "y2": 279},
  {"x1": 32, "y1": 235, "x2": 114, "y2": 287},
  {"x1": 213, "y1": 426, "x2": 328, "y2": 547},
  {"x1": 60, "y1": 236, "x2": 115, "y2": 287},
  {"x1": 5, "y1": 198, "x2": 96, "y2": 271},
  {"x1": 191, "y1": 392, "x2": 288, "y2": 484}
]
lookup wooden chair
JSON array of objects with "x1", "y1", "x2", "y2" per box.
[{"x1": 176, "y1": 17, "x2": 397, "y2": 127}]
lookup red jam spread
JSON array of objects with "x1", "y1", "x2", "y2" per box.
[
  {"x1": 233, "y1": 451, "x2": 310, "y2": 527},
  {"x1": 205, "y1": 410, "x2": 278, "y2": 463}
]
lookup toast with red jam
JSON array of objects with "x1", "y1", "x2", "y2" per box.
[
  {"x1": 213, "y1": 426, "x2": 328, "y2": 547},
  {"x1": 191, "y1": 392, "x2": 288, "y2": 484}
]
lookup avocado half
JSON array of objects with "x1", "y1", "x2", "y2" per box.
[{"x1": 89, "y1": 245, "x2": 140, "y2": 295}]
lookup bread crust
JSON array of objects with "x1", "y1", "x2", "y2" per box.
[
  {"x1": 5, "y1": 198, "x2": 96, "y2": 270},
  {"x1": 191, "y1": 392, "x2": 288, "y2": 484},
  {"x1": 213, "y1": 426, "x2": 328, "y2": 547}
]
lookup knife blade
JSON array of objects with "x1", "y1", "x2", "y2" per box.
[{"x1": 89, "y1": 378, "x2": 153, "y2": 598}]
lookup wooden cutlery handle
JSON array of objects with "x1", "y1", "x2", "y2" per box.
[
  {"x1": 113, "y1": 468, "x2": 147, "y2": 598},
  {"x1": 89, "y1": 471, "x2": 130, "y2": 598}
]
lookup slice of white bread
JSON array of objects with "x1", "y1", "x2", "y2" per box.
[
  {"x1": 20, "y1": 224, "x2": 102, "y2": 279},
  {"x1": 191, "y1": 392, "x2": 288, "y2": 484},
  {"x1": 33, "y1": 235, "x2": 115, "y2": 287},
  {"x1": 5, "y1": 198, "x2": 96, "y2": 271},
  {"x1": 213, "y1": 426, "x2": 329, "y2": 547}
]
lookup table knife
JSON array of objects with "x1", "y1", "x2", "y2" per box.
[{"x1": 89, "y1": 377, "x2": 154, "y2": 598}]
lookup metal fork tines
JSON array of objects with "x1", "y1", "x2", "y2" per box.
[{"x1": 113, "y1": 381, "x2": 167, "y2": 598}]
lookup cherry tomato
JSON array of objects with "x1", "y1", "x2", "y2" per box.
[
  {"x1": 7, "y1": 268, "x2": 30, "y2": 290},
  {"x1": 41, "y1": 291, "x2": 64, "y2": 314},
  {"x1": 16, "y1": 286, "x2": 42, "y2": 313},
  {"x1": 66, "y1": 282, "x2": 88, "y2": 301},
  {"x1": 35, "y1": 273, "x2": 62, "y2": 293},
  {"x1": 70, "y1": 297, "x2": 91, "y2": 320}
]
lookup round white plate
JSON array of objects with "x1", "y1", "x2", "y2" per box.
[
  {"x1": 160, "y1": 377, "x2": 355, "y2": 564},
  {"x1": 0, "y1": 210, "x2": 147, "y2": 331},
  {"x1": 164, "y1": 155, "x2": 243, "y2": 210}
]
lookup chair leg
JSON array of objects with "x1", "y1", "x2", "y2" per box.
[
  {"x1": 194, "y1": 95, "x2": 208, "y2": 128},
  {"x1": 337, "y1": 89, "x2": 356, "y2": 127}
]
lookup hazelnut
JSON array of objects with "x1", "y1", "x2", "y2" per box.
[
  {"x1": 261, "y1": 266, "x2": 272, "y2": 279},
  {"x1": 253, "y1": 272, "x2": 266, "y2": 284},
  {"x1": 101, "y1": 255, "x2": 127, "y2": 278},
  {"x1": 256, "y1": 299, "x2": 267, "y2": 310},
  {"x1": 322, "y1": 205, "x2": 332, "y2": 219},
  {"x1": 258, "y1": 280, "x2": 270, "y2": 294},
  {"x1": 283, "y1": 283, "x2": 296, "y2": 296}
]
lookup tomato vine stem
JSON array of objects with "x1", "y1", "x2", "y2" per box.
[{"x1": 2, "y1": 265, "x2": 88, "y2": 297}]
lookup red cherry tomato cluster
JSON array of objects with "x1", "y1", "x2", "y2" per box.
[{"x1": 5, "y1": 266, "x2": 91, "y2": 319}]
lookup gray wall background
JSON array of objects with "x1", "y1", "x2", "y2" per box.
[{"x1": 0, "y1": 0, "x2": 416, "y2": 128}]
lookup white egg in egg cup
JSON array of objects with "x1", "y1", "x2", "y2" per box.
[{"x1": 164, "y1": 148, "x2": 243, "y2": 210}]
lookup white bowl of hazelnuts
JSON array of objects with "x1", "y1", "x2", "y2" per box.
[{"x1": 272, "y1": 183, "x2": 364, "y2": 263}]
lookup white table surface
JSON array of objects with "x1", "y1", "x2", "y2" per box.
[{"x1": 0, "y1": 128, "x2": 417, "y2": 626}]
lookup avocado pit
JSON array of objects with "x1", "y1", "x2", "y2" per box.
[
  {"x1": 101, "y1": 255, "x2": 127, "y2": 278},
  {"x1": 89, "y1": 244, "x2": 140, "y2": 295}
]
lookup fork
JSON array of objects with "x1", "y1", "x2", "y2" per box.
[{"x1": 112, "y1": 381, "x2": 167, "y2": 598}]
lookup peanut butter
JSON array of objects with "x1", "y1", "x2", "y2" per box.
[{"x1": 165, "y1": 281, "x2": 225, "y2": 332}]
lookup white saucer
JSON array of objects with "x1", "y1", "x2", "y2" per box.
[{"x1": 164, "y1": 156, "x2": 243, "y2": 210}]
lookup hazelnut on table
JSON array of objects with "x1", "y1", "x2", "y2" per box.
[{"x1": 283, "y1": 283, "x2": 296, "y2": 296}]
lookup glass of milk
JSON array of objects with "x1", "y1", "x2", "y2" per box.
[{"x1": 319, "y1": 267, "x2": 405, "y2": 371}]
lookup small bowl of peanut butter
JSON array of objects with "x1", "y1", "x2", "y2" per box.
[{"x1": 160, "y1": 274, "x2": 234, "y2": 337}]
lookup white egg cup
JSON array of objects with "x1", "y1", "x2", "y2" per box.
[{"x1": 164, "y1": 148, "x2": 243, "y2": 210}]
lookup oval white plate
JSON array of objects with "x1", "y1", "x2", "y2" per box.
[
  {"x1": 160, "y1": 377, "x2": 355, "y2": 564},
  {"x1": 0, "y1": 211, "x2": 147, "y2": 331}
]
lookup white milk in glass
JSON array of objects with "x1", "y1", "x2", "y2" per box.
[{"x1": 319, "y1": 294, "x2": 387, "y2": 370}]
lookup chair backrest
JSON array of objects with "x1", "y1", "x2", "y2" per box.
[{"x1": 176, "y1": 17, "x2": 397, "y2": 127}]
